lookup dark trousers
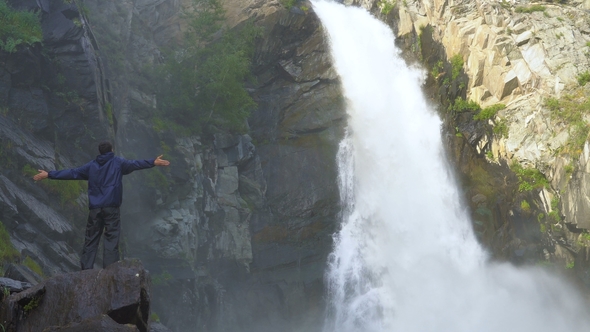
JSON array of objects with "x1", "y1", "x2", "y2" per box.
[{"x1": 80, "y1": 206, "x2": 121, "y2": 270}]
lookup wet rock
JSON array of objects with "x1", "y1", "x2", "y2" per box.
[
  {"x1": 0, "y1": 259, "x2": 150, "y2": 332},
  {"x1": 43, "y1": 315, "x2": 139, "y2": 332},
  {"x1": 0, "y1": 277, "x2": 32, "y2": 294},
  {"x1": 148, "y1": 322, "x2": 172, "y2": 332},
  {"x1": 2, "y1": 264, "x2": 43, "y2": 286}
]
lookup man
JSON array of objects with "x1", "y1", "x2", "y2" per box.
[{"x1": 33, "y1": 141, "x2": 170, "y2": 270}]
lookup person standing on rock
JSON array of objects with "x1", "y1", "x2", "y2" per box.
[{"x1": 32, "y1": 141, "x2": 170, "y2": 270}]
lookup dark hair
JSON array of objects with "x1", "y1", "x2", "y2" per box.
[{"x1": 98, "y1": 141, "x2": 113, "y2": 155}]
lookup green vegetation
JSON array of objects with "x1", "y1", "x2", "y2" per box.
[
  {"x1": 23, "y1": 295, "x2": 41, "y2": 312},
  {"x1": 430, "y1": 60, "x2": 444, "y2": 81},
  {"x1": 378, "y1": 0, "x2": 396, "y2": 15},
  {"x1": 545, "y1": 94, "x2": 590, "y2": 156},
  {"x1": 150, "y1": 312, "x2": 160, "y2": 323},
  {"x1": 520, "y1": 200, "x2": 531, "y2": 212},
  {"x1": 0, "y1": 221, "x2": 20, "y2": 271},
  {"x1": 145, "y1": 168, "x2": 169, "y2": 191},
  {"x1": 511, "y1": 162, "x2": 549, "y2": 192},
  {"x1": 473, "y1": 104, "x2": 506, "y2": 121},
  {"x1": 577, "y1": 71, "x2": 590, "y2": 86},
  {"x1": 450, "y1": 54, "x2": 464, "y2": 80},
  {"x1": 566, "y1": 261, "x2": 575, "y2": 269},
  {"x1": 515, "y1": 5, "x2": 546, "y2": 13},
  {"x1": 105, "y1": 102, "x2": 114, "y2": 127},
  {"x1": 449, "y1": 97, "x2": 481, "y2": 114},
  {"x1": 154, "y1": 0, "x2": 261, "y2": 134},
  {"x1": 152, "y1": 270, "x2": 173, "y2": 286},
  {"x1": 0, "y1": 0, "x2": 42, "y2": 53},
  {"x1": 23, "y1": 164, "x2": 87, "y2": 207},
  {"x1": 23, "y1": 256, "x2": 43, "y2": 277},
  {"x1": 279, "y1": 0, "x2": 298, "y2": 8},
  {"x1": 548, "y1": 197, "x2": 560, "y2": 222}
]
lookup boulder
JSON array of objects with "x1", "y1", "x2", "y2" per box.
[
  {"x1": 43, "y1": 315, "x2": 139, "y2": 332},
  {"x1": 0, "y1": 259, "x2": 151, "y2": 332}
]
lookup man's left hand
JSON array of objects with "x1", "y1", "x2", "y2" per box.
[{"x1": 154, "y1": 155, "x2": 170, "y2": 166}]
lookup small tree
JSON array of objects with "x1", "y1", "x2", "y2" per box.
[
  {"x1": 155, "y1": 0, "x2": 261, "y2": 134},
  {"x1": 0, "y1": 0, "x2": 42, "y2": 53}
]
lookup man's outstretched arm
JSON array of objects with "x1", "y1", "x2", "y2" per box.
[
  {"x1": 33, "y1": 164, "x2": 90, "y2": 181},
  {"x1": 121, "y1": 155, "x2": 170, "y2": 175}
]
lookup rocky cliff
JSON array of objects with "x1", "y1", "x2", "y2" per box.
[
  {"x1": 1, "y1": 0, "x2": 344, "y2": 331},
  {"x1": 4, "y1": 0, "x2": 590, "y2": 331}
]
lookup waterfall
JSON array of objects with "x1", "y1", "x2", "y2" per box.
[{"x1": 312, "y1": 1, "x2": 590, "y2": 331}]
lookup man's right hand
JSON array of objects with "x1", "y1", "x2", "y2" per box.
[{"x1": 33, "y1": 170, "x2": 48, "y2": 181}]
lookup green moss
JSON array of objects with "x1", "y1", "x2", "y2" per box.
[
  {"x1": 105, "y1": 102, "x2": 114, "y2": 126},
  {"x1": 0, "y1": 221, "x2": 20, "y2": 265},
  {"x1": 450, "y1": 54, "x2": 464, "y2": 80},
  {"x1": 0, "y1": 0, "x2": 42, "y2": 53},
  {"x1": 520, "y1": 200, "x2": 530, "y2": 212},
  {"x1": 150, "y1": 312, "x2": 160, "y2": 323},
  {"x1": 152, "y1": 270, "x2": 173, "y2": 286},
  {"x1": 473, "y1": 104, "x2": 506, "y2": 121},
  {"x1": 540, "y1": 222, "x2": 547, "y2": 233},
  {"x1": 23, "y1": 256, "x2": 43, "y2": 277},
  {"x1": 468, "y1": 165, "x2": 498, "y2": 199},
  {"x1": 511, "y1": 162, "x2": 549, "y2": 192},
  {"x1": 145, "y1": 168, "x2": 169, "y2": 192},
  {"x1": 545, "y1": 94, "x2": 590, "y2": 156},
  {"x1": 430, "y1": 60, "x2": 444, "y2": 81},
  {"x1": 279, "y1": 0, "x2": 297, "y2": 8},
  {"x1": 449, "y1": 97, "x2": 481, "y2": 114},
  {"x1": 378, "y1": 0, "x2": 396, "y2": 15},
  {"x1": 22, "y1": 295, "x2": 41, "y2": 312},
  {"x1": 515, "y1": 5, "x2": 545, "y2": 13},
  {"x1": 577, "y1": 71, "x2": 590, "y2": 86}
]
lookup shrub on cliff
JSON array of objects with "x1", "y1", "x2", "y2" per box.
[
  {"x1": 0, "y1": 0, "x2": 42, "y2": 53},
  {"x1": 154, "y1": 0, "x2": 261, "y2": 134}
]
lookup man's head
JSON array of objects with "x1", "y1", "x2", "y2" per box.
[{"x1": 98, "y1": 141, "x2": 113, "y2": 155}]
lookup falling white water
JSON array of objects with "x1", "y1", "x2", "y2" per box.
[{"x1": 312, "y1": 1, "x2": 590, "y2": 332}]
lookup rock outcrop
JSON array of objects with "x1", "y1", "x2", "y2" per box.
[{"x1": 0, "y1": 259, "x2": 150, "y2": 332}]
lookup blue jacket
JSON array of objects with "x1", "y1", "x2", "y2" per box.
[{"x1": 48, "y1": 152, "x2": 155, "y2": 209}]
